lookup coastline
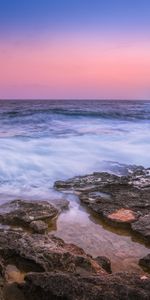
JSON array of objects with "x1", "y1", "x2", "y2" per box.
[{"x1": 0, "y1": 164, "x2": 150, "y2": 299}]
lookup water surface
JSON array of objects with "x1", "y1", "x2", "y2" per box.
[{"x1": 0, "y1": 100, "x2": 150, "y2": 272}]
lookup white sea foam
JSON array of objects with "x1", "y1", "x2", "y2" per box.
[
  {"x1": 0, "y1": 100, "x2": 150, "y2": 200},
  {"x1": 0, "y1": 123, "x2": 150, "y2": 200}
]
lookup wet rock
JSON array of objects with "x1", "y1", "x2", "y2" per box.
[
  {"x1": 0, "y1": 260, "x2": 5, "y2": 300},
  {"x1": 29, "y1": 221, "x2": 48, "y2": 234},
  {"x1": 139, "y1": 254, "x2": 150, "y2": 272},
  {"x1": 54, "y1": 166, "x2": 150, "y2": 242},
  {"x1": 0, "y1": 230, "x2": 107, "y2": 275},
  {"x1": 0, "y1": 200, "x2": 58, "y2": 230},
  {"x1": 5, "y1": 265, "x2": 25, "y2": 284},
  {"x1": 95, "y1": 256, "x2": 111, "y2": 273},
  {"x1": 132, "y1": 214, "x2": 150, "y2": 243},
  {"x1": 54, "y1": 172, "x2": 121, "y2": 192},
  {"x1": 103, "y1": 162, "x2": 146, "y2": 176},
  {"x1": 0, "y1": 260, "x2": 5, "y2": 278},
  {"x1": 19, "y1": 271, "x2": 150, "y2": 300},
  {"x1": 108, "y1": 209, "x2": 137, "y2": 224},
  {"x1": 3, "y1": 283, "x2": 26, "y2": 300},
  {"x1": 0, "y1": 288, "x2": 4, "y2": 300},
  {"x1": 49, "y1": 198, "x2": 69, "y2": 211}
]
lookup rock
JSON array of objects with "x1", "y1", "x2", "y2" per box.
[
  {"x1": 95, "y1": 256, "x2": 111, "y2": 273},
  {"x1": 54, "y1": 166, "x2": 150, "y2": 242},
  {"x1": 19, "y1": 271, "x2": 150, "y2": 300},
  {"x1": 54, "y1": 172, "x2": 121, "y2": 192},
  {"x1": 139, "y1": 254, "x2": 150, "y2": 272},
  {"x1": 0, "y1": 260, "x2": 5, "y2": 300},
  {"x1": 30, "y1": 221, "x2": 48, "y2": 234},
  {"x1": 132, "y1": 214, "x2": 150, "y2": 243},
  {"x1": 0, "y1": 230, "x2": 107, "y2": 275},
  {"x1": 5, "y1": 265, "x2": 25, "y2": 284},
  {"x1": 0, "y1": 260, "x2": 5, "y2": 278},
  {"x1": 0, "y1": 200, "x2": 58, "y2": 230},
  {"x1": 49, "y1": 198, "x2": 69, "y2": 211},
  {"x1": 3, "y1": 283, "x2": 26, "y2": 300},
  {"x1": 108, "y1": 209, "x2": 137, "y2": 224}
]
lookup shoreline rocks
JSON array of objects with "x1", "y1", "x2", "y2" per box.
[
  {"x1": 0, "y1": 199, "x2": 69, "y2": 233},
  {"x1": 0, "y1": 228, "x2": 113, "y2": 299},
  {"x1": 0, "y1": 230, "x2": 108, "y2": 275},
  {"x1": 0, "y1": 164, "x2": 150, "y2": 299},
  {"x1": 54, "y1": 166, "x2": 150, "y2": 243},
  {"x1": 0, "y1": 228, "x2": 149, "y2": 300}
]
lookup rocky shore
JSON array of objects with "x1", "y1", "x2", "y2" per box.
[
  {"x1": 55, "y1": 165, "x2": 150, "y2": 243},
  {"x1": 0, "y1": 165, "x2": 150, "y2": 299}
]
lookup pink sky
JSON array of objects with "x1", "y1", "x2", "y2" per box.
[{"x1": 0, "y1": 36, "x2": 150, "y2": 99}]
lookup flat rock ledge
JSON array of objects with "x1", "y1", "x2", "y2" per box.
[
  {"x1": 0, "y1": 199, "x2": 67, "y2": 233},
  {"x1": 54, "y1": 166, "x2": 150, "y2": 243}
]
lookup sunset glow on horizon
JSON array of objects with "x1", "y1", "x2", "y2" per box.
[{"x1": 0, "y1": 0, "x2": 150, "y2": 99}]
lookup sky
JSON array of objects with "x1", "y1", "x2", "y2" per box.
[{"x1": 0, "y1": 0, "x2": 150, "y2": 99}]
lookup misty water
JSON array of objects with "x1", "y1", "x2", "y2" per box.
[{"x1": 0, "y1": 100, "x2": 150, "y2": 272}]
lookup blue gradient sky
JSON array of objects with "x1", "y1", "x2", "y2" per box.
[
  {"x1": 0, "y1": 0, "x2": 150, "y2": 99},
  {"x1": 1, "y1": 1, "x2": 150, "y2": 36}
]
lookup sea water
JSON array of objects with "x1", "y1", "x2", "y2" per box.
[
  {"x1": 0, "y1": 100, "x2": 150, "y2": 272},
  {"x1": 0, "y1": 99, "x2": 150, "y2": 199}
]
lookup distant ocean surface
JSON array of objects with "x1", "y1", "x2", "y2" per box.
[{"x1": 0, "y1": 100, "x2": 150, "y2": 200}]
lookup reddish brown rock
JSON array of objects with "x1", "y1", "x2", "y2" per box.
[{"x1": 108, "y1": 209, "x2": 137, "y2": 224}]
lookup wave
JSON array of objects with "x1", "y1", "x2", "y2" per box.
[
  {"x1": 0, "y1": 100, "x2": 150, "y2": 121},
  {"x1": 0, "y1": 128, "x2": 150, "y2": 200}
]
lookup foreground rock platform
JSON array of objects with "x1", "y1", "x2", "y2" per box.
[
  {"x1": 0, "y1": 229, "x2": 149, "y2": 300},
  {"x1": 0, "y1": 229, "x2": 114, "y2": 299},
  {"x1": 0, "y1": 229, "x2": 108, "y2": 275},
  {"x1": 15, "y1": 271, "x2": 150, "y2": 300},
  {"x1": 54, "y1": 165, "x2": 150, "y2": 243}
]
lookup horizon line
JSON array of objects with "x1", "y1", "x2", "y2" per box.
[{"x1": 0, "y1": 98, "x2": 150, "y2": 101}]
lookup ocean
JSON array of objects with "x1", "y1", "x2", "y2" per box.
[
  {"x1": 0, "y1": 99, "x2": 150, "y2": 200},
  {"x1": 0, "y1": 99, "x2": 150, "y2": 272}
]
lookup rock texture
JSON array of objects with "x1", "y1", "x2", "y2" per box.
[
  {"x1": 0, "y1": 229, "x2": 115, "y2": 300},
  {"x1": 139, "y1": 254, "x2": 150, "y2": 272},
  {"x1": 132, "y1": 214, "x2": 150, "y2": 243},
  {"x1": 0, "y1": 230, "x2": 107, "y2": 275},
  {"x1": 54, "y1": 166, "x2": 150, "y2": 242},
  {"x1": 19, "y1": 271, "x2": 150, "y2": 300},
  {"x1": 30, "y1": 221, "x2": 48, "y2": 234},
  {"x1": 0, "y1": 200, "x2": 58, "y2": 232}
]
